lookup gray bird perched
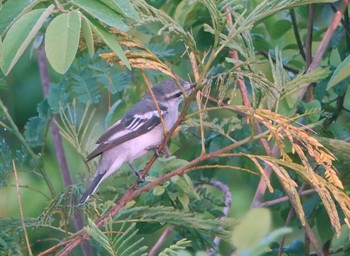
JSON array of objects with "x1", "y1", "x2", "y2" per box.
[{"x1": 78, "y1": 78, "x2": 196, "y2": 205}]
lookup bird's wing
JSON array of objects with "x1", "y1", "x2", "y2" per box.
[{"x1": 86, "y1": 102, "x2": 167, "y2": 161}]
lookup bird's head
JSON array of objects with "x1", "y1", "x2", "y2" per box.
[{"x1": 149, "y1": 78, "x2": 196, "y2": 104}]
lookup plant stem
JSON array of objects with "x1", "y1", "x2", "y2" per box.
[
  {"x1": 148, "y1": 226, "x2": 174, "y2": 256},
  {"x1": 290, "y1": 8, "x2": 306, "y2": 61},
  {"x1": 305, "y1": 4, "x2": 315, "y2": 102},
  {"x1": 37, "y1": 46, "x2": 93, "y2": 256},
  {"x1": 0, "y1": 98, "x2": 56, "y2": 197},
  {"x1": 13, "y1": 160, "x2": 34, "y2": 256},
  {"x1": 206, "y1": 180, "x2": 232, "y2": 255}
]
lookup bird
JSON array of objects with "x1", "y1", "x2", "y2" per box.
[{"x1": 78, "y1": 78, "x2": 196, "y2": 205}]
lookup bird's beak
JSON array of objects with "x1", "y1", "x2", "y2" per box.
[{"x1": 185, "y1": 82, "x2": 197, "y2": 94}]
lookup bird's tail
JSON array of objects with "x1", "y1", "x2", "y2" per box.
[{"x1": 78, "y1": 172, "x2": 105, "y2": 206}]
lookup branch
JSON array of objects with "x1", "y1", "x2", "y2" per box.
[
  {"x1": 260, "y1": 189, "x2": 315, "y2": 207},
  {"x1": 45, "y1": 128, "x2": 268, "y2": 255},
  {"x1": 148, "y1": 226, "x2": 174, "y2": 256},
  {"x1": 305, "y1": 0, "x2": 350, "y2": 75},
  {"x1": 189, "y1": 51, "x2": 205, "y2": 154},
  {"x1": 290, "y1": 8, "x2": 306, "y2": 61},
  {"x1": 305, "y1": 4, "x2": 315, "y2": 102}
]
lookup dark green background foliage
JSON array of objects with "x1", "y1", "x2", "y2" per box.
[{"x1": 1, "y1": 0, "x2": 350, "y2": 255}]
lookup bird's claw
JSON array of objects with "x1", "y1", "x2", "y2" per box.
[
  {"x1": 134, "y1": 171, "x2": 145, "y2": 183},
  {"x1": 128, "y1": 163, "x2": 145, "y2": 183},
  {"x1": 147, "y1": 146, "x2": 170, "y2": 157}
]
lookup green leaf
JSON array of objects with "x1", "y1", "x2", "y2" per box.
[
  {"x1": 173, "y1": 0, "x2": 199, "y2": 26},
  {"x1": 24, "y1": 116, "x2": 46, "y2": 147},
  {"x1": 159, "y1": 238, "x2": 191, "y2": 256},
  {"x1": 37, "y1": 99, "x2": 51, "y2": 119},
  {"x1": 81, "y1": 15, "x2": 94, "y2": 58},
  {"x1": 316, "y1": 208, "x2": 333, "y2": 244},
  {"x1": 231, "y1": 208, "x2": 271, "y2": 250},
  {"x1": 332, "y1": 225, "x2": 350, "y2": 248},
  {"x1": 343, "y1": 85, "x2": 350, "y2": 110},
  {"x1": 177, "y1": 192, "x2": 190, "y2": 211},
  {"x1": 327, "y1": 54, "x2": 350, "y2": 90},
  {"x1": 45, "y1": 11, "x2": 81, "y2": 74},
  {"x1": 23, "y1": 99, "x2": 51, "y2": 148},
  {"x1": 100, "y1": 0, "x2": 140, "y2": 21},
  {"x1": 71, "y1": 75, "x2": 100, "y2": 104},
  {"x1": 304, "y1": 99, "x2": 321, "y2": 122},
  {"x1": 153, "y1": 185, "x2": 165, "y2": 196},
  {"x1": 0, "y1": 0, "x2": 42, "y2": 35},
  {"x1": 85, "y1": 218, "x2": 115, "y2": 256},
  {"x1": 72, "y1": 0, "x2": 129, "y2": 31},
  {"x1": 47, "y1": 83, "x2": 69, "y2": 114},
  {"x1": 88, "y1": 19, "x2": 131, "y2": 70},
  {"x1": 284, "y1": 240, "x2": 305, "y2": 255},
  {"x1": 254, "y1": 227, "x2": 293, "y2": 255},
  {"x1": 1, "y1": 5, "x2": 55, "y2": 75},
  {"x1": 0, "y1": 38, "x2": 3, "y2": 64},
  {"x1": 0, "y1": 230, "x2": 23, "y2": 256},
  {"x1": 105, "y1": 99, "x2": 122, "y2": 127},
  {"x1": 268, "y1": 20, "x2": 292, "y2": 40}
]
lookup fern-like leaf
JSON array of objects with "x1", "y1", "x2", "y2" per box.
[
  {"x1": 115, "y1": 206, "x2": 235, "y2": 241},
  {"x1": 85, "y1": 219, "x2": 148, "y2": 256},
  {"x1": 0, "y1": 230, "x2": 23, "y2": 256},
  {"x1": 86, "y1": 218, "x2": 116, "y2": 256},
  {"x1": 159, "y1": 238, "x2": 191, "y2": 256},
  {"x1": 0, "y1": 137, "x2": 11, "y2": 186}
]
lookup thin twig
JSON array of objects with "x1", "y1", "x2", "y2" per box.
[
  {"x1": 225, "y1": 7, "x2": 251, "y2": 108},
  {"x1": 148, "y1": 226, "x2": 174, "y2": 256},
  {"x1": 250, "y1": 145, "x2": 278, "y2": 207},
  {"x1": 4, "y1": 184, "x2": 50, "y2": 199},
  {"x1": 277, "y1": 183, "x2": 307, "y2": 256},
  {"x1": 206, "y1": 180, "x2": 232, "y2": 255},
  {"x1": 290, "y1": 8, "x2": 306, "y2": 61},
  {"x1": 304, "y1": 221, "x2": 324, "y2": 256},
  {"x1": 189, "y1": 51, "x2": 205, "y2": 154},
  {"x1": 257, "y1": 51, "x2": 299, "y2": 74},
  {"x1": 277, "y1": 207, "x2": 295, "y2": 256},
  {"x1": 260, "y1": 189, "x2": 315, "y2": 207},
  {"x1": 13, "y1": 160, "x2": 33, "y2": 256},
  {"x1": 305, "y1": 4, "x2": 315, "y2": 68},
  {"x1": 305, "y1": 0, "x2": 350, "y2": 75},
  {"x1": 330, "y1": 3, "x2": 350, "y2": 36},
  {"x1": 305, "y1": 4, "x2": 315, "y2": 102},
  {"x1": 141, "y1": 71, "x2": 168, "y2": 136},
  {"x1": 342, "y1": 6, "x2": 350, "y2": 49}
]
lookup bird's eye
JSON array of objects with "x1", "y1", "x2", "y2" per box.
[{"x1": 173, "y1": 92, "x2": 183, "y2": 98}]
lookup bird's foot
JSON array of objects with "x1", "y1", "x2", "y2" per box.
[
  {"x1": 147, "y1": 146, "x2": 170, "y2": 158},
  {"x1": 134, "y1": 171, "x2": 145, "y2": 183},
  {"x1": 128, "y1": 163, "x2": 145, "y2": 183}
]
